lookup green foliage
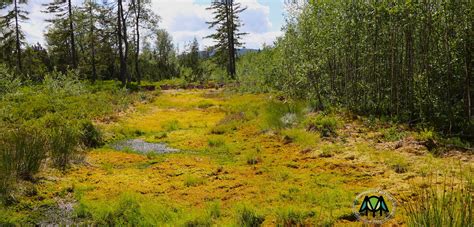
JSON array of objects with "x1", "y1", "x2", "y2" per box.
[
  {"x1": 0, "y1": 125, "x2": 48, "y2": 200},
  {"x1": 0, "y1": 65, "x2": 21, "y2": 96},
  {"x1": 382, "y1": 126, "x2": 407, "y2": 142},
  {"x1": 406, "y1": 177, "x2": 473, "y2": 226},
  {"x1": 264, "y1": 100, "x2": 303, "y2": 129},
  {"x1": 276, "y1": 206, "x2": 315, "y2": 227},
  {"x1": 207, "y1": 137, "x2": 225, "y2": 148},
  {"x1": 235, "y1": 204, "x2": 265, "y2": 227},
  {"x1": 46, "y1": 117, "x2": 81, "y2": 170},
  {"x1": 180, "y1": 38, "x2": 205, "y2": 83},
  {"x1": 163, "y1": 120, "x2": 180, "y2": 132},
  {"x1": 305, "y1": 115, "x2": 341, "y2": 138},
  {"x1": 183, "y1": 175, "x2": 206, "y2": 187},
  {"x1": 205, "y1": 1, "x2": 246, "y2": 78},
  {"x1": 237, "y1": 47, "x2": 280, "y2": 93},
  {"x1": 0, "y1": 73, "x2": 145, "y2": 201},
  {"x1": 80, "y1": 120, "x2": 103, "y2": 148},
  {"x1": 240, "y1": 0, "x2": 473, "y2": 138},
  {"x1": 414, "y1": 128, "x2": 437, "y2": 141}
]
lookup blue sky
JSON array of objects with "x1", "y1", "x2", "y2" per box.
[{"x1": 14, "y1": 0, "x2": 287, "y2": 50}]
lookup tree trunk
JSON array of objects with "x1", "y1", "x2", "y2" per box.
[
  {"x1": 135, "y1": 0, "x2": 141, "y2": 85},
  {"x1": 89, "y1": 3, "x2": 97, "y2": 82},
  {"x1": 225, "y1": 0, "x2": 236, "y2": 79},
  {"x1": 120, "y1": 3, "x2": 130, "y2": 85},
  {"x1": 14, "y1": 0, "x2": 22, "y2": 71},
  {"x1": 68, "y1": 0, "x2": 77, "y2": 69},
  {"x1": 117, "y1": 0, "x2": 126, "y2": 86}
]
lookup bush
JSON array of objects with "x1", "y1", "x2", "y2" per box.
[
  {"x1": 80, "y1": 121, "x2": 103, "y2": 148},
  {"x1": 382, "y1": 126, "x2": 407, "y2": 142},
  {"x1": 305, "y1": 115, "x2": 340, "y2": 137},
  {"x1": 235, "y1": 204, "x2": 265, "y2": 227},
  {"x1": 43, "y1": 116, "x2": 81, "y2": 170},
  {"x1": 0, "y1": 65, "x2": 21, "y2": 96}
]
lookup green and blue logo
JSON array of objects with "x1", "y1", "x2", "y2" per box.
[
  {"x1": 353, "y1": 189, "x2": 397, "y2": 224},
  {"x1": 359, "y1": 195, "x2": 389, "y2": 217}
]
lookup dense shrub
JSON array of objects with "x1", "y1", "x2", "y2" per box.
[
  {"x1": 80, "y1": 121, "x2": 103, "y2": 148},
  {"x1": 305, "y1": 115, "x2": 341, "y2": 137},
  {"x1": 238, "y1": 1, "x2": 473, "y2": 138},
  {"x1": 0, "y1": 65, "x2": 21, "y2": 96}
]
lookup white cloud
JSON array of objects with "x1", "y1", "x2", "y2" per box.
[
  {"x1": 153, "y1": 0, "x2": 281, "y2": 50},
  {"x1": 3, "y1": 0, "x2": 283, "y2": 50}
]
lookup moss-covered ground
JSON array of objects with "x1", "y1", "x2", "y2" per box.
[{"x1": 2, "y1": 89, "x2": 472, "y2": 226}]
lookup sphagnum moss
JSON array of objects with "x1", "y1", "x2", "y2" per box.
[{"x1": 1, "y1": 89, "x2": 472, "y2": 226}]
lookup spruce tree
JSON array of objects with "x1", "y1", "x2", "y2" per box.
[
  {"x1": 43, "y1": 0, "x2": 77, "y2": 69},
  {"x1": 206, "y1": 0, "x2": 246, "y2": 79},
  {"x1": 0, "y1": 0, "x2": 28, "y2": 71}
]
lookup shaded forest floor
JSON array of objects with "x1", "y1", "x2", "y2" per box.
[{"x1": 3, "y1": 89, "x2": 473, "y2": 225}]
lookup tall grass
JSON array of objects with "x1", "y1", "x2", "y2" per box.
[
  {"x1": 405, "y1": 174, "x2": 473, "y2": 226},
  {"x1": 235, "y1": 204, "x2": 265, "y2": 227},
  {"x1": 304, "y1": 114, "x2": 341, "y2": 138},
  {"x1": 0, "y1": 126, "x2": 48, "y2": 201},
  {"x1": 264, "y1": 100, "x2": 303, "y2": 129},
  {"x1": 0, "y1": 71, "x2": 150, "y2": 202},
  {"x1": 48, "y1": 122, "x2": 81, "y2": 170}
]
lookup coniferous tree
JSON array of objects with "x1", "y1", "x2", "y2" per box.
[
  {"x1": 206, "y1": 0, "x2": 246, "y2": 79},
  {"x1": 43, "y1": 0, "x2": 77, "y2": 69},
  {"x1": 0, "y1": 0, "x2": 28, "y2": 72}
]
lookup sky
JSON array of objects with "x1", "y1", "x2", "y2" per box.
[{"x1": 12, "y1": 0, "x2": 287, "y2": 50}]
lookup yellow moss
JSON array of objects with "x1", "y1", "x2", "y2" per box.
[{"x1": 7, "y1": 89, "x2": 472, "y2": 225}]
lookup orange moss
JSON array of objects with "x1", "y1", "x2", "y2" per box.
[{"x1": 7, "y1": 89, "x2": 472, "y2": 225}]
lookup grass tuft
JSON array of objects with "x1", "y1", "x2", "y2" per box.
[
  {"x1": 276, "y1": 206, "x2": 315, "y2": 226},
  {"x1": 405, "y1": 175, "x2": 473, "y2": 226},
  {"x1": 305, "y1": 115, "x2": 341, "y2": 137},
  {"x1": 184, "y1": 175, "x2": 206, "y2": 187},
  {"x1": 235, "y1": 204, "x2": 265, "y2": 227}
]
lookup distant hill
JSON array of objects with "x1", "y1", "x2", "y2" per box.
[{"x1": 199, "y1": 48, "x2": 260, "y2": 58}]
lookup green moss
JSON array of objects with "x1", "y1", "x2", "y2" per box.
[
  {"x1": 276, "y1": 206, "x2": 315, "y2": 226},
  {"x1": 235, "y1": 204, "x2": 265, "y2": 227},
  {"x1": 184, "y1": 175, "x2": 206, "y2": 187}
]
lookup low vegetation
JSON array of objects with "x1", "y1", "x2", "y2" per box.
[
  {"x1": 0, "y1": 69, "x2": 155, "y2": 203},
  {"x1": 405, "y1": 175, "x2": 473, "y2": 226},
  {"x1": 1, "y1": 88, "x2": 471, "y2": 225}
]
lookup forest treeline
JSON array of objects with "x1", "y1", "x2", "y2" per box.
[
  {"x1": 0, "y1": 0, "x2": 472, "y2": 137},
  {"x1": 0, "y1": 0, "x2": 246, "y2": 200},
  {"x1": 239, "y1": 1, "x2": 473, "y2": 138},
  {"x1": 0, "y1": 0, "x2": 240, "y2": 84}
]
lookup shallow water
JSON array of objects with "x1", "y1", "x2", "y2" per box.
[{"x1": 111, "y1": 139, "x2": 179, "y2": 154}]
